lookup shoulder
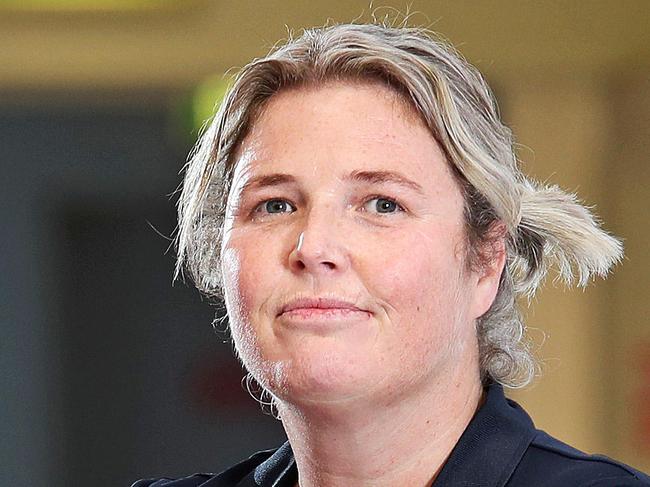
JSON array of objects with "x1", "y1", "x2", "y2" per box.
[
  {"x1": 509, "y1": 429, "x2": 650, "y2": 487},
  {"x1": 130, "y1": 448, "x2": 279, "y2": 487}
]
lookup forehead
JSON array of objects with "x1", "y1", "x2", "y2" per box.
[
  {"x1": 258, "y1": 79, "x2": 420, "y2": 124},
  {"x1": 232, "y1": 81, "x2": 456, "y2": 192},
  {"x1": 248, "y1": 81, "x2": 423, "y2": 147}
]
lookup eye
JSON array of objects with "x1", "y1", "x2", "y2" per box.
[
  {"x1": 362, "y1": 196, "x2": 404, "y2": 214},
  {"x1": 253, "y1": 198, "x2": 296, "y2": 215}
]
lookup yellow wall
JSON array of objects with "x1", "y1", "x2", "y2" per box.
[{"x1": 505, "y1": 73, "x2": 612, "y2": 452}]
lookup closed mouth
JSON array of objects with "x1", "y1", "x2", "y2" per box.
[{"x1": 278, "y1": 297, "x2": 369, "y2": 317}]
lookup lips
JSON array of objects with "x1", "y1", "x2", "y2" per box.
[{"x1": 278, "y1": 297, "x2": 369, "y2": 317}]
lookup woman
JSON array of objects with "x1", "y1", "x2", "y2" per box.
[{"x1": 134, "y1": 23, "x2": 650, "y2": 486}]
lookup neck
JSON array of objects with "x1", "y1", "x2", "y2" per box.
[{"x1": 277, "y1": 367, "x2": 484, "y2": 487}]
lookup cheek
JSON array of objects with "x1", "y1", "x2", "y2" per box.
[
  {"x1": 221, "y1": 244, "x2": 248, "y2": 321},
  {"x1": 367, "y1": 225, "x2": 464, "y2": 314},
  {"x1": 362, "y1": 225, "x2": 470, "y2": 359},
  {"x1": 221, "y1": 229, "x2": 271, "y2": 316},
  {"x1": 221, "y1": 231, "x2": 290, "y2": 382},
  {"x1": 221, "y1": 244, "x2": 262, "y2": 366}
]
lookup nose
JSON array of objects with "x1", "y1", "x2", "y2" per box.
[{"x1": 288, "y1": 209, "x2": 349, "y2": 275}]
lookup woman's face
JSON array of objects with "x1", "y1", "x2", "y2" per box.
[{"x1": 221, "y1": 82, "x2": 494, "y2": 408}]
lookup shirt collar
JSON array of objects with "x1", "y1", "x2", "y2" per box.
[
  {"x1": 432, "y1": 382, "x2": 536, "y2": 486},
  {"x1": 234, "y1": 442, "x2": 296, "y2": 487}
]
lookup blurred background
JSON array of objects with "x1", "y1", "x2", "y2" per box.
[{"x1": 1, "y1": 1, "x2": 649, "y2": 485}]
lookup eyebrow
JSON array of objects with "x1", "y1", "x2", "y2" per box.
[
  {"x1": 348, "y1": 170, "x2": 425, "y2": 195},
  {"x1": 239, "y1": 173, "x2": 297, "y2": 195},
  {"x1": 238, "y1": 169, "x2": 425, "y2": 195}
]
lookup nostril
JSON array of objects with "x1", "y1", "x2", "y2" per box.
[
  {"x1": 291, "y1": 256, "x2": 337, "y2": 272},
  {"x1": 289, "y1": 230, "x2": 347, "y2": 273}
]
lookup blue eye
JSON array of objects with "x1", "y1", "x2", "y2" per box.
[
  {"x1": 256, "y1": 199, "x2": 295, "y2": 214},
  {"x1": 363, "y1": 197, "x2": 403, "y2": 214}
]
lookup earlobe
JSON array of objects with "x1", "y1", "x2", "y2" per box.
[{"x1": 472, "y1": 226, "x2": 507, "y2": 319}]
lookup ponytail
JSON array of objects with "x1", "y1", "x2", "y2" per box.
[{"x1": 511, "y1": 182, "x2": 623, "y2": 297}]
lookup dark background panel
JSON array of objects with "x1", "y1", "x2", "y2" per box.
[{"x1": 1, "y1": 102, "x2": 285, "y2": 487}]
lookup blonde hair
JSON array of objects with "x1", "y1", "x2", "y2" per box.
[{"x1": 175, "y1": 23, "x2": 623, "y2": 388}]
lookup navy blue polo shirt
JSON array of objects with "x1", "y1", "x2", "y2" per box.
[{"x1": 133, "y1": 383, "x2": 650, "y2": 486}]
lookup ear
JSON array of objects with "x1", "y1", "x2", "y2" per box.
[{"x1": 470, "y1": 222, "x2": 507, "y2": 320}]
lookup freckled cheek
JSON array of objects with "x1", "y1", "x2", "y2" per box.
[
  {"x1": 221, "y1": 242, "x2": 271, "y2": 370},
  {"x1": 222, "y1": 243, "x2": 259, "y2": 326},
  {"x1": 362, "y1": 231, "x2": 464, "y2": 365},
  {"x1": 222, "y1": 231, "x2": 285, "y2": 328},
  {"x1": 361, "y1": 234, "x2": 453, "y2": 317}
]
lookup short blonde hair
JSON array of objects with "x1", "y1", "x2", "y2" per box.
[{"x1": 175, "y1": 23, "x2": 623, "y2": 388}]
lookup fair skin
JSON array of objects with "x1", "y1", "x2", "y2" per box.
[{"x1": 221, "y1": 81, "x2": 505, "y2": 487}]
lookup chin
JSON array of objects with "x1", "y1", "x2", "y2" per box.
[{"x1": 256, "y1": 346, "x2": 377, "y2": 407}]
